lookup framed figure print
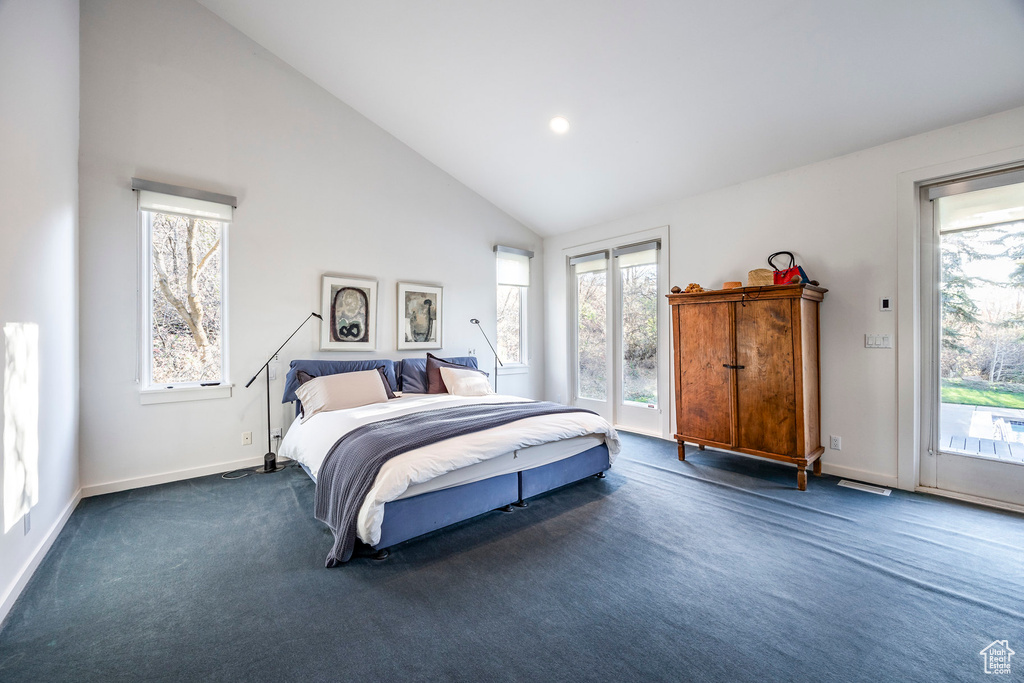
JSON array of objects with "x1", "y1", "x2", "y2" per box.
[
  {"x1": 320, "y1": 275, "x2": 377, "y2": 351},
  {"x1": 397, "y1": 282, "x2": 442, "y2": 350}
]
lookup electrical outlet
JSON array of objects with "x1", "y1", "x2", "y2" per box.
[
  {"x1": 830, "y1": 435, "x2": 841, "y2": 450},
  {"x1": 880, "y1": 297, "x2": 893, "y2": 311},
  {"x1": 242, "y1": 431, "x2": 252, "y2": 446},
  {"x1": 268, "y1": 361, "x2": 278, "y2": 381},
  {"x1": 270, "y1": 428, "x2": 282, "y2": 439},
  {"x1": 468, "y1": 348, "x2": 476, "y2": 356}
]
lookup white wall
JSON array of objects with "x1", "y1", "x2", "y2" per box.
[
  {"x1": 79, "y1": 0, "x2": 543, "y2": 491},
  {"x1": 0, "y1": 0, "x2": 80, "y2": 621},
  {"x1": 545, "y1": 105, "x2": 1024, "y2": 488}
]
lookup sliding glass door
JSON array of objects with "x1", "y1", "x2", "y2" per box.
[
  {"x1": 570, "y1": 239, "x2": 665, "y2": 434},
  {"x1": 922, "y1": 168, "x2": 1024, "y2": 506}
]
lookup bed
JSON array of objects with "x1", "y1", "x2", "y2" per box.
[{"x1": 278, "y1": 357, "x2": 620, "y2": 564}]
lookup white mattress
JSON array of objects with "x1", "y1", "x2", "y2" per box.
[{"x1": 279, "y1": 393, "x2": 620, "y2": 545}]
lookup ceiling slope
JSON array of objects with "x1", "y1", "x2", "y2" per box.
[{"x1": 197, "y1": 0, "x2": 1024, "y2": 235}]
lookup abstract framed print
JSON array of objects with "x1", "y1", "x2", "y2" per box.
[
  {"x1": 397, "y1": 282, "x2": 442, "y2": 350},
  {"x1": 320, "y1": 275, "x2": 377, "y2": 351}
]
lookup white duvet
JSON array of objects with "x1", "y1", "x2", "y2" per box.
[{"x1": 279, "y1": 393, "x2": 620, "y2": 546}]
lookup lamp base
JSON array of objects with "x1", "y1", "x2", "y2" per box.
[{"x1": 254, "y1": 452, "x2": 286, "y2": 474}]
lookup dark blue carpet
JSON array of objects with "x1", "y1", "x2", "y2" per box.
[{"x1": 1, "y1": 433, "x2": 1022, "y2": 682}]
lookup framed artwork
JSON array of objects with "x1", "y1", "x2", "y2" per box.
[
  {"x1": 397, "y1": 282, "x2": 443, "y2": 350},
  {"x1": 320, "y1": 275, "x2": 377, "y2": 351}
]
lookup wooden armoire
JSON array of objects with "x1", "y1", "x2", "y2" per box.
[{"x1": 667, "y1": 284, "x2": 827, "y2": 490}]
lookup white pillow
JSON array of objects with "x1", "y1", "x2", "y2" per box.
[
  {"x1": 295, "y1": 370, "x2": 389, "y2": 422},
  {"x1": 439, "y1": 366, "x2": 494, "y2": 396}
]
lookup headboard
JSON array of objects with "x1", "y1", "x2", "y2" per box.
[{"x1": 281, "y1": 357, "x2": 481, "y2": 414}]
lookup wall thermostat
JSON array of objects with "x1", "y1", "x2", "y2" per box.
[{"x1": 880, "y1": 297, "x2": 893, "y2": 311}]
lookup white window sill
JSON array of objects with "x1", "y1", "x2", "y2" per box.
[
  {"x1": 496, "y1": 364, "x2": 529, "y2": 376},
  {"x1": 140, "y1": 384, "x2": 233, "y2": 405}
]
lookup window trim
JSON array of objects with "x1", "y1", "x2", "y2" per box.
[{"x1": 138, "y1": 206, "x2": 231, "y2": 403}]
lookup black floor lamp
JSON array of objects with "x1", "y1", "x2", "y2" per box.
[
  {"x1": 246, "y1": 311, "x2": 322, "y2": 473},
  {"x1": 470, "y1": 318, "x2": 502, "y2": 393}
]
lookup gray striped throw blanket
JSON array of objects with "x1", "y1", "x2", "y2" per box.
[{"x1": 315, "y1": 401, "x2": 595, "y2": 566}]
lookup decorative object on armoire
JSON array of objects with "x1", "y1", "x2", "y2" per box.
[
  {"x1": 397, "y1": 282, "x2": 443, "y2": 350},
  {"x1": 681, "y1": 282, "x2": 706, "y2": 293},
  {"x1": 246, "y1": 311, "x2": 323, "y2": 473},
  {"x1": 768, "y1": 251, "x2": 811, "y2": 285},
  {"x1": 667, "y1": 283, "x2": 827, "y2": 490},
  {"x1": 746, "y1": 268, "x2": 773, "y2": 287},
  {"x1": 723, "y1": 281, "x2": 742, "y2": 289},
  {"x1": 320, "y1": 275, "x2": 377, "y2": 351}
]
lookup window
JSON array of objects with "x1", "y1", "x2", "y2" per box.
[
  {"x1": 495, "y1": 246, "x2": 533, "y2": 368},
  {"x1": 614, "y1": 243, "x2": 659, "y2": 407},
  {"x1": 134, "y1": 179, "x2": 234, "y2": 401},
  {"x1": 571, "y1": 252, "x2": 609, "y2": 401}
]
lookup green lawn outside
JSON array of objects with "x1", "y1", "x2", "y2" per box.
[{"x1": 941, "y1": 379, "x2": 1024, "y2": 409}]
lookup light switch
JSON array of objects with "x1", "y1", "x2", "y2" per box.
[{"x1": 865, "y1": 334, "x2": 893, "y2": 349}]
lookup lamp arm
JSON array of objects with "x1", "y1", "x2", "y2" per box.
[
  {"x1": 472, "y1": 321, "x2": 503, "y2": 367},
  {"x1": 245, "y1": 312, "x2": 321, "y2": 387}
]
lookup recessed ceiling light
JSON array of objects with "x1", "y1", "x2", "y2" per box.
[{"x1": 549, "y1": 116, "x2": 570, "y2": 134}]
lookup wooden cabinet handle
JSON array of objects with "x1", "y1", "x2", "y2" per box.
[{"x1": 723, "y1": 364, "x2": 745, "y2": 370}]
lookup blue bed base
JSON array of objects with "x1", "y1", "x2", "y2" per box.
[{"x1": 302, "y1": 444, "x2": 610, "y2": 553}]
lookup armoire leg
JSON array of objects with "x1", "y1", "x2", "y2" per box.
[
  {"x1": 813, "y1": 458, "x2": 822, "y2": 476},
  {"x1": 797, "y1": 467, "x2": 807, "y2": 491},
  {"x1": 677, "y1": 441, "x2": 685, "y2": 461}
]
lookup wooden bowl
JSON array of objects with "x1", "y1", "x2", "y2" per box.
[{"x1": 723, "y1": 281, "x2": 742, "y2": 289}]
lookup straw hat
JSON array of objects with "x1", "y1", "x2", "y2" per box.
[{"x1": 747, "y1": 268, "x2": 773, "y2": 287}]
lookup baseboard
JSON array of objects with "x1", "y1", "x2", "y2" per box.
[
  {"x1": 82, "y1": 456, "x2": 267, "y2": 498},
  {"x1": 915, "y1": 486, "x2": 1024, "y2": 515},
  {"x1": 0, "y1": 489, "x2": 82, "y2": 629},
  {"x1": 820, "y1": 463, "x2": 898, "y2": 489}
]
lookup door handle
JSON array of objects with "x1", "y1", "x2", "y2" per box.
[{"x1": 723, "y1": 364, "x2": 745, "y2": 369}]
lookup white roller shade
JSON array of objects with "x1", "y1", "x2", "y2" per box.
[
  {"x1": 497, "y1": 250, "x2": 531, "y2": 287},
  {"x1": 936, "y1": 180, "x2": 1024, "y2": 233},
  {"x1": 139, "y1": 190, "x2": 233, "y2": 222},
  {"x1": 571, "y1": 252, "x2": 608, "y2": 274}
]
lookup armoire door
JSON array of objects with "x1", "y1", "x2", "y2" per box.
[
  {"x1": 734, "y1": 299, "x2": 798, "y2": 455},
  {"x1": 674, "y1": 301, "x2": 735, "y2": 447}
]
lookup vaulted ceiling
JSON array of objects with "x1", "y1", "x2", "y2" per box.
[{"x1": 197, "y1": 0, "x2": 1024, "y2": 236}]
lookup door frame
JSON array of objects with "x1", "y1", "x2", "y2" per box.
[
  {"x1": 564, "y1": 226, "x2": 672, "y2": 439},
  {"x1": 896, "y1": 144, "x2": 1024, "y2": 511}
]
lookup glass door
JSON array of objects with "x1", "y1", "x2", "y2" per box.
[
  {"x1": 570, "y1": 239, "x2": 665, "y2": 434},
  {"x1": 613, "y1": 242, "x2": 662, "y2": 434},
  {"x1": 571, "y1": 251, "x2": 612, "y2": 422},
  {"x1": 922, "y1": 169, "x2": 1024, "y2": 506}
]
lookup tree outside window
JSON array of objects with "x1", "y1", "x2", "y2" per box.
[
  {"x1": 147, "y1": 212, "x2": 225, "y2": 385},
  {"x1": 497, "y1": 284, "x2": 524, "y2": 365}
]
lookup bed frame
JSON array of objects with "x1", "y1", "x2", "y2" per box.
[{"x1": 284, "y1": 358, "x2": 611, "y2": 558}]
